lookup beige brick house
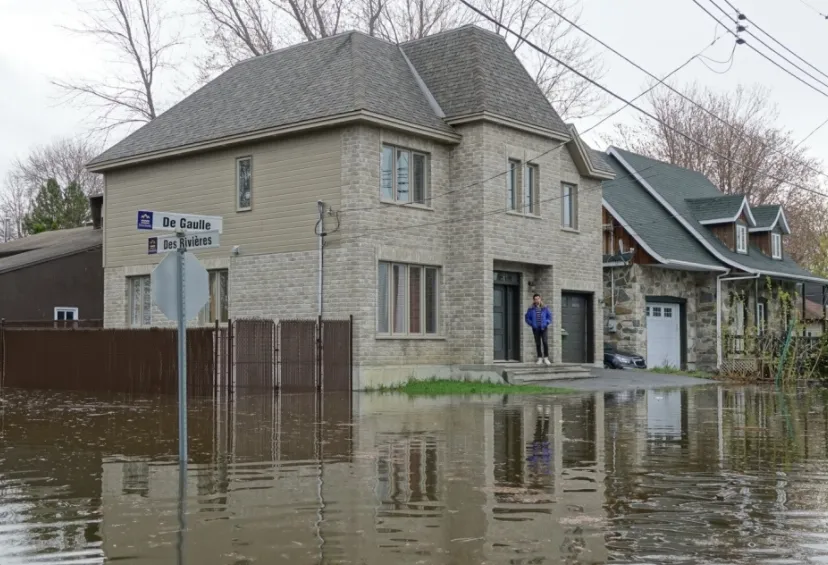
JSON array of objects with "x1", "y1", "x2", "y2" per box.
[{"x1": 89, "y1": 25, "x2": 614, "y2": 389}]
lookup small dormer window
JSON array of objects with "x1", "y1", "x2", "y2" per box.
[
  {"x1": 736, "y1": 224, "x2": 748, "y2": 254},
  {"x1": 771, "y1": 232, "x2": 782, "y2": 259}
]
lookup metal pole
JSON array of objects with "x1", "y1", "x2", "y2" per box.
[{"x1": 177, "y1": 240, "x2": 188, "y2": 466}]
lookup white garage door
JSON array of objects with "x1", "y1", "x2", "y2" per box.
[{"x1": 646, "y1": 303, "x2": 681, "y2": 368}]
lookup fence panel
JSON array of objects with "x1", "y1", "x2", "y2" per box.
[
  {"x1": 1, "y1": 319, "x2": 104, "y2": 329},
  {"x1": 279, "y1": 320, "x2": 317, "y2": 392},
  {"x1": 1, "y1": 328, "x2": 214, "y2": 395},
  {"x1": 322, "y1": 319, "x2": 352, "y2": 392},
  {"x1": 234, "y1": 319, "x2": 275, "y2": 390}
]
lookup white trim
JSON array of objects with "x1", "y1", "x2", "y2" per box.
[
  {"x1": 697, "y1": 197, "x2": 757, "y2": 227},
  {"x1": 602, "y1": 200, "x2": 725, "y2": 271},
  {"x1": 771, "y1": 232, "x2": 782, "y2": 259},
  {"x1": 444, "y1": 112, "x2": 570, "y2": 142},
  {"x1": 609, "y1": 147, "x2": 828, "y2": 284},
  {"x1": 88, "y1": 110, "x2": 462, "y2": 172},
  {"x1": 54, "y1": 306, "x2": 79, "y2": 321},
  {"x1": 736, "y1": 224, "x2": 748, "y2": 254},
  {"x1": 565, "y1": 125, "x2": 616, "y2": 180},
  {"x1": 748, "y1": 207, "x2": 792, "y2": 234}
]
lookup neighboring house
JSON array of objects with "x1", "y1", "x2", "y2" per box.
[
  {"x1": 87, "y1": 25, "x2": 614, "y2": 388},
  {"x1": 0, "y1": 196, "x2": 104, "y2": 322},
  {"x1": 601, "y1": 147, "x2": 828, "y2": 371}
]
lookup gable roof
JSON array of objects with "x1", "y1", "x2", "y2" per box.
[
  {"x1": 750, "y1": 204, "x2": 791, "y2": 234},
  {"x1": 401, "y1": 26, "x2": 569, "y2": 139},
  {"x1": 686, "y1": 195, "x2": 756, "y2": 226},
  {"x1": 604, "y1": 147, "x2": 828, "y2": 283},
  {"x1": 0, "y1": 227, "x2": 102, "y2": 275},
  {"x1": 89, "y1": 25, "x2": 575, "y2": 171}
]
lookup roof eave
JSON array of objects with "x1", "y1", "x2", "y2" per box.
[
  {"x1": 748, "y1": 207, "x2": 792, "y2": 235},
  {"x1": 564, "y1": 129, "x2": 615, "y2": 180},
  {"x1": 0, "y1": 243, "x2": 102, "y2": 276},
  {"x1": 696, "y1": 197, "x2": 756, "y2": 226},
  {"x1": 88, "y1": 110, "x2": 462, "y2": 172},
  {"x1": 444, "y1": 112, "x2": 570, "y2": 142}
]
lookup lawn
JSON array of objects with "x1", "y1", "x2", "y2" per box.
[{"x1": 367, "y1": 378, "x2": 573, "y2": 396}]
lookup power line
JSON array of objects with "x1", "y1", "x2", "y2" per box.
[
  {"x1": 534, "y1": 0, "x2": 828, "y2": 183},
  {"x1": 796, "y1": 0, "x2": 828, "y2": 20},
  {"x1": 693, "y1": 0, "x2": 828, "y2": 98},
  {"x1": 458, "y1": 0, "x2": 828, "y2": 203},
  {"x1": 722, "y1": 0, "x2": 828, "y2": 81}
]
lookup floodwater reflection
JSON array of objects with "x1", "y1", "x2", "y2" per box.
[{"x1": 3, "y1": 386, "x2": 828, "y2": 563}]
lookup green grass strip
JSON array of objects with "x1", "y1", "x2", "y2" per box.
[{"x1": 366, "y1": 378, "x2": 573, "y2": 396}]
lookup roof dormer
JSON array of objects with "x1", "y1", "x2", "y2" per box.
[
  {"x1": 749, "y1": 205, "x2": 790, "y2": 260},
  {"x1": 686, "y1": 195, "x2": 755, "y2": 254}
]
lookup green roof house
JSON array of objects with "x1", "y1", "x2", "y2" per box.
[{"x1": 601, "y1": 146, "x2": 827, "y2": 371}]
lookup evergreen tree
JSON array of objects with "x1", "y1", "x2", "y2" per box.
[{"x1": 22, "y1": 178, "x2": 90, "y2": 234}]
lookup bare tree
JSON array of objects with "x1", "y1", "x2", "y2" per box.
[
  {"x1": 0, "y1": 173, "x2": 31, "y2": 241},
  {"x1": 54, "y1": 0, "x2": 180, "y2": 133},
  {"x1": 608, "y1": 83, "x2": 828, "y2": 264},
  {"x1": 369, "y1": 0, "x2": 469, "y2": 42},
  {"x1": 10, "y1": 138, "x2": 103, "y2": 197}
]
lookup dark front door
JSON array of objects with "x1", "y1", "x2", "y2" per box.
[
  {"x1": 562, "y1": 292, "x2": 589, "y2": 363},
  {"x1": 493, "y1": 273, "x2": 521, "y2": 361}
]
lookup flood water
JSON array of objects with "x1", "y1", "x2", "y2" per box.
[{"x1": 2, "y1": 385, "x2": 828, "y2": 564}]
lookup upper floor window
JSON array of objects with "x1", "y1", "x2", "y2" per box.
[
  {"x1": 237, "y1": 156, "x2": 252, "y2": 211},
  {"x1": 129, "y1": 276, "x2": 152, "y2": 327},
  {"x1": 381, "y1": 145, "x2": 429, "y2": 205},
  {"x1": 507, "y1": 159, "x2": 520, "y2": 211},
  {"x1": 524, "y1": 164, "x2": 538, "y2": 215},
  {"x1": 736, "y1": 224, "x2": 748, "y2": 254},
  {"x1": 562, "y1": 182, "x2": 578, "y2": 229},
  {"x1": 771, "y1": 232, "x2": 782, "y2": 259},
  {"x1": 198, "y1": 269, "x2": 229, "y2": 324}
]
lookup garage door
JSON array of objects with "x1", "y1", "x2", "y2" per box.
[{"x1": 646, "y1": 303, "x2": 681, "y2": 368}]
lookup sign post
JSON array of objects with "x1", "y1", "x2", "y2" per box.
[{"x1": 176, "y1": 234, "x2": 188, "y2": 468}]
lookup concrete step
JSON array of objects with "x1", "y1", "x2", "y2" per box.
[{"x1": 505, "y1": 364, "x2": 595, "y2": 383}]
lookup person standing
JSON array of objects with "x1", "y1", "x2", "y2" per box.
[{"x1": 525, "y1": 293, "x2": 552, "y2": 365}]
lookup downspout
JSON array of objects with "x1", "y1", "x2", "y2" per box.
[
  {"x1": 716, "y1": 271, "x2": 760, "y2": 369},
  {"x1": 317, "y1": 201, "x2": 326, "y2": 318}
]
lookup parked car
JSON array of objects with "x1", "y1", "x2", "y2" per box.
[{"x1": 604, "y1": 343, "x2": 646, "y2": 370}]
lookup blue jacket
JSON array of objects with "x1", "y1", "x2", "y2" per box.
[{"x1": 525, "y1": 305, "x2": 552, "y2": 331}]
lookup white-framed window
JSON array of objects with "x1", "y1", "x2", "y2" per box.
[
  {"x1": 197, "y1": 269, "x2": 229, "y2": 324},
  {"x1": 381, "y1": 144, "x2": 429, "y2": 205},
  {"x1": 507, "y1": 159, "x2": 521, "y2": 211},
  {"x1": 237, "y1": 156, "x2": 252, "y2": 211},
  {"x1": 736, "y1": 223, "x2": 748, "y2": 254},
  {"x1": 377, "y1": 262, "x2": 439, "y2": 336},
  {"x1": 562, "y1": 182, "x2": 578, "y2": 229},
  {"x1": 652, "y1": 306, "x2": 662, "y2": 317},
  {"x1": 54, "y1": 307, "x2": 78, "y2": 321},
  {"x1": 663, "y1": 307, "x2": 673, "y2": 318},
  {"x1": 771, "y1": 232, "x2": 782, "y2": 259},
  {"x1": 524, "y1": 163, "x2": 539, "y2": 215},
  {"x1": 757, "y1": 300, "x2": 766, "y2": 335},
  {"x1": 129, "y1": 276, "x2": 152, "y2": 327}
]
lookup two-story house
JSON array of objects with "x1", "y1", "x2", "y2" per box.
[
  {"x1": 88, "y1": 25, "x2": 613, "y2": 389},
  {"x1": 601, "y1": 146, "x2": 828, "y2": 372}
]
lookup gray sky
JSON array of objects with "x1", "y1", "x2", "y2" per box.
[{"x1": 2, "y1": 0, "x2": 828, "y2": 190}]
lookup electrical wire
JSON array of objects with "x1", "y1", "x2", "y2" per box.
[
  {"x1": 534, "y1": 0, "x2": 828, "y2": 182},
  {"x1": 455, "y1": 0, "x2": 828, "y2": 203},
  {"x1": 795, "y1": 115, "x2": 828, "y2": 149},
  {"x1": 698, "y1": 43, "x2": 737, "y2": 73},
  {"x1": 693, "y1": 0, "x2": 828, "y2": 98},
  {"x1": 722, "y1": 0, "x2": 828, "y2": 81},
  {"x1": 796, "y1": 0, "x2": 828, "y2": 20}
]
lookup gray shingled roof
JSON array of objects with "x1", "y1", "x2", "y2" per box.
[
  {"x1": 90, "y1": 32, "x2": 455, "y2": 166},
  {"x1": 610, "y1": 147, "x2": 827, "y2": 282},
  {"x1": 602, "y1": 156, "x2": 723, "y2": 268},
  {"x1": 751, "y1": 205, "x2": 781, "y2": 228},
  {"x1": 402, "y1": 26, "x2": 569, "y2": 137},
  {"x1": 91, "y1": 25, "x2": 575, "y2": 168},
  {"x1": 0, "y1": 227, "x2": 102, "y2": 274},
  {"x1": 588, "y1": 147, "x2": 614, "y2": 175},
  {"x1": 686, "y1": 195, "x2": 746, "y2": 223}
]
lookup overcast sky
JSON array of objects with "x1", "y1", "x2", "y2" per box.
[{"x1": 2, "y1": 0, "x2": 828, "y2": 192}]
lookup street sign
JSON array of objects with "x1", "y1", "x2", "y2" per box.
[
  {"x1": 148, "y1": 231, "x2": 220, "y2": 255},
  {"x1": 151, "y1": 252, "x2": 209, "y2": 321},
  {"x1": 137, "y1": 210, "x2": 223, "y2": 233}
]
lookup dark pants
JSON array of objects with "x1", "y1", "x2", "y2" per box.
[{"x1": 533, "y1": 328, "x2": 549, "y2": 358}]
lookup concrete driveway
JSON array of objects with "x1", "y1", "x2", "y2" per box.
[{"x1": 546, "y1": 368, "x2": 715, "y2": 392}]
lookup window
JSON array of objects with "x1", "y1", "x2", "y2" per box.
[
  {"x1": 652, "y1": 306, "x2": 662, "y2": 317},
  {"x1": 381, "y1": 144, "x2": 429, "y2": 205},
  {"x1": 736, "y1": 224, "x2": 748, "y2": 254},
  {"x1": 237, "y1": 156, "x2": 252, "y2": 211},
  {"x1": 377, "y1": 262, "x2": 439, "y2": 336},
  {"x1": 54, "y1": 307, "x2": 78, "y2": 321},
  {"x1": 562, "y1": 183, "x2": 578, "y2": 229},
  {"x1": 507, "y1": 159, "x2": 521, "y2": 211},
  {"x1": 198, "y1": 270, "x2": 229, "y2": 324},
  {"x1": 663, "y1": 307, "x2": 672, "y2": 318},
  {"x1": 757, "y1": 300, "x2": 767, "y2": 335},
  {"x1": 129, "y1": 276, "x2": 152, "y2": 327},
  {"x1": 771, "y1": 233, "x2": 782, "y2": 259},
  {"x1": 524, "y1": 164, "x2": 538, "y2": 215}
]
